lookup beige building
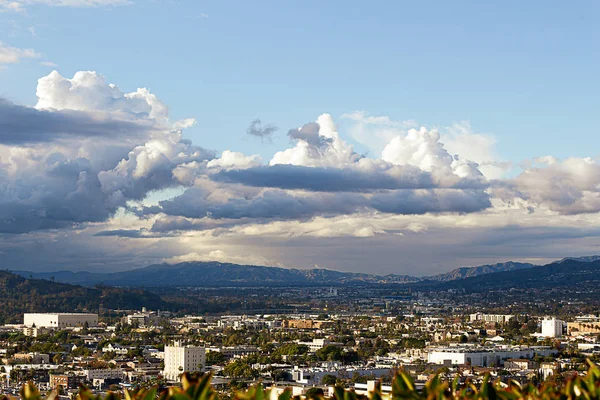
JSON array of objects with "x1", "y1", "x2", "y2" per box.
[
  {"x1": 567, "y1": 322, "x2": 600, "y2": 334},
  {"x1": 283, "y1": 319, "x2": 332, "y2": 329}
]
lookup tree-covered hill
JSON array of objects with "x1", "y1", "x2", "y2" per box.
[{"x1": 0, "y1": 270, "x2": 168, "y2": 324}]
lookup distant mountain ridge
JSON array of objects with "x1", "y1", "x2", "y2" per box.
[
  {"x1": 436, "y1": 258, "x2": 600, "y2": 292},
  {"x1": 13, "y1": 255, "x2": 600, "y2": 287}
]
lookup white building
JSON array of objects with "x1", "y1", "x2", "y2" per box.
[
  {"x1": 24, "y1": 313, "x2": 98, "y2": 329},
  {"x1": 163, "y1": 341, "x2": 206, "y2": 381},
  {"x1": 291, "y1": 366, "x2": 391, "y2": 385},
  {"x1": 427, "y1": 346, "x2": 556, "y2": 367},
  {"x1": 296, "y1": 338, "x2": 342, "y2": 352},
  {"x1": 541, "y1": 317, "x2": 564, "y2": 338},
  {"x1": 102, "y1": 343, "x2": 129, "y2": 355}
]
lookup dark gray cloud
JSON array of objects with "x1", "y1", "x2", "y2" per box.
[
  {"x1": 93, "y1": 229, "x2": 147, "y2": 238},
  {"x1": 0, "y1": 98, "x2": 150, "y2": 144},
  {"x1": 288, "y1": 122, "x2": 332, "y2": 147},
  {"x1": 246, "y1": 119, "x2": 278, "y2": 140},
  {"x1": 149, "y1": 187, "x2": 491, "y2": 223},
  {"x1": 213, "y1": 164, "x2": 490, "y2": 192},
  {"x1": 370, "y1": 189, "x2": 491, "y2": 215},
  {"x1": 0, "y1": 157, "x2": 112, "y2": 233}
]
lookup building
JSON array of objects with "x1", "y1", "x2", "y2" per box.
[
  {"x1": 469, "y1": 313, "x2": 514, "y2": 324},
  {"x1": 83, "y1": 368, "x2": 124, "y2": 381},
  {"x1": 541, "y1": 317, "x2": 565, "y2": 338},
  {"x1": 102, "y1": 343, "x2": 129, "y2": 355},
  {"x1": 504, "y1": 358, "x2": 538, "y2": 370},
  {"x1": 163, "y1": 341, "x2": 206, "y2": 381},
  {"x1": 24, "y1": 313, "x2": 98, "y2": 329},
  {"x1": 50, "y1": 374, "x2": 83, "y2": 390},
  {"x1": 290, "y1": 366, "x2": 391, "y2": 385},
  {"x1": 427, "y1": 346, "x2": 556, "y2": 367},
  {"x1": 567, "y1": 321, "x2": 600, "y2": 335},
  {"x1": 206, "y1": 346, "x2": 259, "y2": 359},
  {"x1": 13, "y1": 352, "x2": 50, "y2": 364},
  {"x1": 296, "y1": 339, "x2": 342, "y2": 352},
  {"x1": 283, "y1": 319, "x2": 332, "y2": 329},
  {"x1": 22, "y1": 326, "x2": 49, "y2": 337}
]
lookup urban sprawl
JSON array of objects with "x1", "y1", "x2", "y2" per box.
[{"x1": 2, "y1": 287, "x2": 599, "y2": 397}]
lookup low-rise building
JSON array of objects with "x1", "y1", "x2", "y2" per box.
[
  {"x1": 427, "y1": 346, "x2": 556, "y2": 367},
  {"x1": 24, "y1": 313, "x2": 98, "y2": 329}
]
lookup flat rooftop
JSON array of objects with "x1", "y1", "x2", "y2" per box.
[{"x1": 24, "y1": 313, "x2": 98, "y2": 315}]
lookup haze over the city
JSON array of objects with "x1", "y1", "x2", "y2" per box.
[{"x1": 1, "y1": 1, "x2": 599, "y2": 275}]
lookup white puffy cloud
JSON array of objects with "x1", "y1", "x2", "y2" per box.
[
  {"x1": 97, "y1": 130, "x2": 214, "y2": 207},
  {"x1": 497, "y1": 157, "x2": 600, "y2": 215},
  {"x1": 344, "y1": 112, "x2": 509, "y2": 180},
  {"x1": 270, "y1": 114, "x2": 361, "y2": 167},
  {"x1": 206, "y1": 150, "x2": 262, "y2": 170},
  {"x1": 382, "y1": 126, "x2": 486, "y2": 187},
  {"x1": 36, "y1": 71, "x2": 168, "y2": 121},
  {"x1": 0, "y1": 42, "x2": 40, "y2": 64}
]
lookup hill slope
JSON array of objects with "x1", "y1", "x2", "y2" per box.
[
  {"x1": 0, "y1": 270, "x2": 168, "y2": 323},
  {"x1": 434, "y1": 259, "x2": 600, "y2": 292},
  {"x1": 427, "y1": 261, "x2": 535, "y2": 281}
]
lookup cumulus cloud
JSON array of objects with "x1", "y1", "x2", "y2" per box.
[
  {"x1": 206, "y1": 150, "x2": 262, "y2": 170},
  {"x1": 97, "y1": 131, "x2": 214, "y2": 207},
  {"x1": 382, "y1": 126, "x2": 486, "y2": 186},
  {"x1": 246, "y1": 119, "x2": 278, "y2": 140},
  {"x1": 36, "y1": 70, "x2": 168, "y2": 121},
  {"x1": 343, "y1": 112, "x2": 509, "y2": 180},
  {"x1": 0, "y1": 70, "x2": 212, "y2": 233},
  {"x1": 0, "y1": 42, "x2": 40, "y2": 64},
  {"x1": 496, "y1": 157, "x2": 600, "y2": 215},
  {"x1": 271, "y1": 114, "x2": 361, "y2": 167}
]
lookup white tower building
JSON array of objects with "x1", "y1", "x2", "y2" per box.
[
  {"x1": 541, "y1": 317, "x2": 564, "y2": 338},
  {"x1": 163, "y1": 341, "x2": 206, "y2": 381}
]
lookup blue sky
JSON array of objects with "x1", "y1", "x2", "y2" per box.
[
  {"x1": 2, "y1": 1, "x2": 600, "y2": 274},
  {"x1": 3, "y1": 1, "x2": 599, "y2": 163}
]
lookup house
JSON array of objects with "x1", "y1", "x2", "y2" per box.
[{"x1": 102, "y1": 343, "x2": 129, "y2": 355}]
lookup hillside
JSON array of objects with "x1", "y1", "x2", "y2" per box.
[
  {"x1": 427, "y1": 261, "x2": 535, "y2": 281},
  {"x1": 0, "y1": 270, "x2": 169, "y2": 324},
  {"x1": 433, "y1": 259, "x2": 600, "y2": 292}
]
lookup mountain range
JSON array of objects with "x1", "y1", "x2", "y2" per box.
[{"x1": 14, "y1": 256, "x2": 600, "y2": 287}]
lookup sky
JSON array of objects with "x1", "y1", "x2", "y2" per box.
[{"x1": 1, "y1": 1, "x2": 600, "y2": 275}]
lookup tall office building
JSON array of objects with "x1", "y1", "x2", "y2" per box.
[
  {"x1": 163, "y1": 341, "x2": 206, "y2": 381},
  {"x1": 541, "y1": 317, "x2": 564, "y2": 338}
]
